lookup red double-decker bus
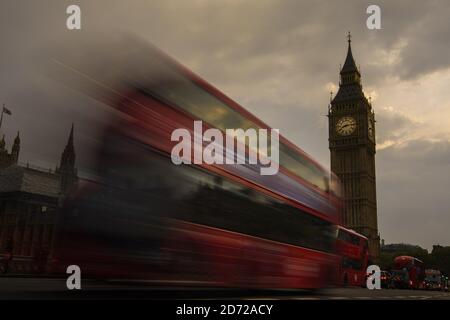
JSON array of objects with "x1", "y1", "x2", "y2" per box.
[
  {"x1": 336, "y1": 226, "x2": 369, "y2": 287},
  {"x1": 393, "y1": 256, "x2": 425, "y2": 289},
  {"x1": 50, "y1": 40, "x2": 342, "y2": 289}
]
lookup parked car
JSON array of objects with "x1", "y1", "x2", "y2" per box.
[{"x1": 424, "y1": 269, "x2": 442, "y2": 290}]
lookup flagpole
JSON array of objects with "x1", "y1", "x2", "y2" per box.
[{"x1": 0, "y1": 104, "x2": 4, "y2": 130}]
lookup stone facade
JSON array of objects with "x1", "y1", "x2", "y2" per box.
[
  {"x1": 0, "y1": 126, "x2": 77, "y2": 273},
  {"x1": 328, "y1": 36, "x2": 380, "y2": 261}
]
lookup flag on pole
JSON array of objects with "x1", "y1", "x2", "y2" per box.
[{"x1": 3, "y1": 106, "x2": 12, "y2": 115}]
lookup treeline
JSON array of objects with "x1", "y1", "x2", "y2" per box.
[{"x1": 380, "y1": 244, "x2": 450, "y2": 276}]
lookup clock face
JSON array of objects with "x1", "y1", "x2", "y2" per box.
[{"x1": 336, "y1": 116, "x2": 357, "y2": 136}]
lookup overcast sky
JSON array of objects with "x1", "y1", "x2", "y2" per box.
[{"x1": 1, "y1": 0, "x2": 450, "y2": 250}]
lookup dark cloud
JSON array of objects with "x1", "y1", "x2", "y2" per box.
[
  {"x1": 375, "y1": 107, "x2": 422, "y2": 145},
  {"x1": 377, "y1": 139, "x2": 450, "y2": 249}
]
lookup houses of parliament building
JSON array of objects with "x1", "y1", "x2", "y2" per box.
[{"x1": 0, "y1": 125, "x2": 77, "y2": 272}]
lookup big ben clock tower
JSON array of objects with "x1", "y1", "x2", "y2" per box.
[{"x1": 328, "y1": 33, "x2": 380, "y2": 261}]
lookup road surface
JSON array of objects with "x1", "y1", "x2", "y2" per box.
[{"x1": 0, "y1": 276, "x2": 449, "y2": 300}]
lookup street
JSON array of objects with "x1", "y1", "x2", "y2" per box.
[{"x1": 0, "y1": 277, "x2": 450, "y2": 300}]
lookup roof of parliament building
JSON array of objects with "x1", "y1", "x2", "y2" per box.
[
  {"x1": 0, "y1": 165, "x2": 60, "y2": 198},
  {"x1": 0, "y1": 125, "x2": 77, "y2": 199}
]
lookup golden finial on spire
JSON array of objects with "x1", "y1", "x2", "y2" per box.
[
  {"x1": 330, "y1": 91, "x2": 333, "y2": 103},
  {"x1": 347, "y1": 31, "x2": 352, "y2": 43}
]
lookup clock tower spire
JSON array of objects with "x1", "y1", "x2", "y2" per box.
[{"x1": 328, "y1": 33, "x2": 380, "y2": 262}]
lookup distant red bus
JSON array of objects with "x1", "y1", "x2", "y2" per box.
[
  {"x1": 336, "y1": 226, "x2": 369, "y2": 287},
  {"x1": 50, "y1": 41, "x2": 342, "y2": 289},
  {"x1": 393, "y1": 256, "x2": 425, "y2": 289}
]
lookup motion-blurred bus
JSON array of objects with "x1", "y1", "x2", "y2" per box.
[
  {"x1": 336, "y1": 226, "x2": 369, "y2": 287},
  {"x1": 49, "y1": 40, "x2": 343, "y2": 289}
]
